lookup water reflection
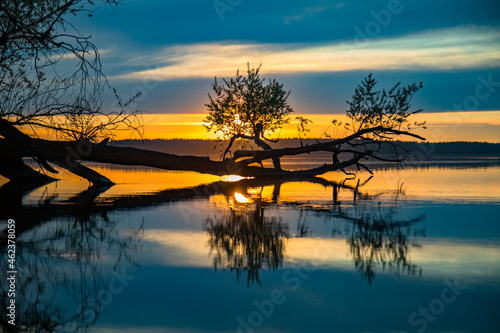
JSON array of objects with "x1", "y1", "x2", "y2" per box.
[
  {"x1": 205, "y1": 197, "x2": 289, "y2": 286},
  {"x1": 204, "y1": 179, "x2": 426, "y2": 285},
  {"x1": 1, "y1": 165, "x2": 497, "y2": 332},
  {"x1": 0, "y1": 185, "x2": 143, "y2": 333},
  {"x1": 342, "y1": 203, "x2": 425, "y2": 284},
  {"x1": 0, "y1": 173, "x2": 426, "y2": 331}
]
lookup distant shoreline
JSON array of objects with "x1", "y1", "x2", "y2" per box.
[{"x1": 111, "y1": 139, "x2": 500, "y2": 159}]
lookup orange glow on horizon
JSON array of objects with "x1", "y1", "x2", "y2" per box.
[
  {"x1": 19, "y1": 111, "x2": 500, "y2": 143},
  {"x1": 137, "y1": 111, "x2": 500, "y2": 143}
]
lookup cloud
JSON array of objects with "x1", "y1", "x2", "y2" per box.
[
  {"x1": 112, "y1": 26, "x2": 500, "y2": 81},
  {"x1": 282, "y1": 3, "x2": 347, "y2": 24},
  {"x1": 283, "y1": 5, "x2": 330, "y2": 24}
]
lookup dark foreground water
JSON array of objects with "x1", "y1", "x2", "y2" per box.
[{"x1": 1, "y1": 163, "x2": 499, "y2": 333}]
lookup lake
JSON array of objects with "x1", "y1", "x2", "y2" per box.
[{"x1": 1, "y1": 161, "x2": 499, "y2": 333}]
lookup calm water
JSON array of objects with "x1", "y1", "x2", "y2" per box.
[{"x1": 1, "y1": 163, "x2": 499, "y2": 333}]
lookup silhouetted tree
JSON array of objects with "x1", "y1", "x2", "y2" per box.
[
  {"x1": 232, "y1": 74, "x2": 426, "y2": 176},
  {"x1": 0, "y1": 58, "x2": 427, "y2": 191},
  {"x1": 204, "y1": 64, "x2": 293, "y2": 169},
  {"x1": 0, "y1": 0, "x2": 142, "y2": 185}
]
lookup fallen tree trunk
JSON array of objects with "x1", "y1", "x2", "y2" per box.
[
  {"x1": 232, "y1": 126, "x2": 425, "y2": 166},
  {"x1": 0, "y1": 118, "x2": 425, "y2": 186},
  {"x1": 0, "y1": 138, "x2": 55, "y2": 185},
  {"x1": 0, "y1": 118, "x2": 113, "y2": 185},
  {"x1": 41, "y1": 140, "x2": 378, "y2": 177}
]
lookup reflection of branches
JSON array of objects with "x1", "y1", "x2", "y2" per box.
[
  {"x1": 295, "y1": 209, "x2": 310, "y2": 238},
  {"x1": 291, "y1": 183, "x2": 426, "y2": 284},
  {"x1": 345, "y1": 205, "x2": 425, "y2": 284},
  {"x1": 205, "y1": 200, "x2": 289, "y2": 286},
  {"x1": 205, "y1": 177, "x2": 425, "y2": 285},
  {"x1": 0, "y1": 174, "x2": 425, "y2": 292},
  {"x1": 0, "y1": 205, "x2": 143, "y2": 332}
]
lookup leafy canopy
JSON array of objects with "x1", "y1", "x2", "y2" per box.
[
  {"x1": 204, "y1": 64, "x2": 293, "y2": 141},
  {"x1": 345, "y1": 73, "x2": 425, "y2": 138}
]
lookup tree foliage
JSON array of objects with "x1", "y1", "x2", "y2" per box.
[
  {"x1": 345, "y1": 73, "x2": 425, "y2": 138},
  {"x1": 204, "y1": 64, "x2": 293, "y2": 162},
  {"x1": 331, "y1": 74, "x2": 426, "y2": 172},
  {"x1": 231, "y1": 74, "x2": 426, "y2": 175}
]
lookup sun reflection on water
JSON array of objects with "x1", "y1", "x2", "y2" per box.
[{"x1": 234, "y1": 192, "x2": 252, "y2": 204}]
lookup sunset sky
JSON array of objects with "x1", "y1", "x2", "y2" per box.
[{"x1": 75, "y1": 0, "x2": 500, "y2": 141}]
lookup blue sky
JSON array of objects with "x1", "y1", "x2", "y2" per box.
[{"x1": 75, "y1": 0, "x2": 500, "y2": 115}]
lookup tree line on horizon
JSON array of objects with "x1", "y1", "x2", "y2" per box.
[{"x1": 112, "y1": 139, "x2": 500, "y2": 157}]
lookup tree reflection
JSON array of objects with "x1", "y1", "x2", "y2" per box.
[
  {"x1": 340, "y1": 202, "x2": 425, "y2": 284},
  {"x1": 204, "y1": 178, "x2": 426, "y2": 286},
  {"x1": 205, "y1": 195, "x2": 289, "y2": 286},
  {"x1": 0, "y1": 173, "x2": 428, "y2": 332},
  {"x1": 0, "y1": 185, "x2": 143, "y2": 333}
]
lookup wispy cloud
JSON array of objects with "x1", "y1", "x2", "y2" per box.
[
  {"x1": 112, "y1": 26, "x2": 500, "y2": 81},
  {"x1": 283, "y1": 5, "x2": 338, "y2": 24}
]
